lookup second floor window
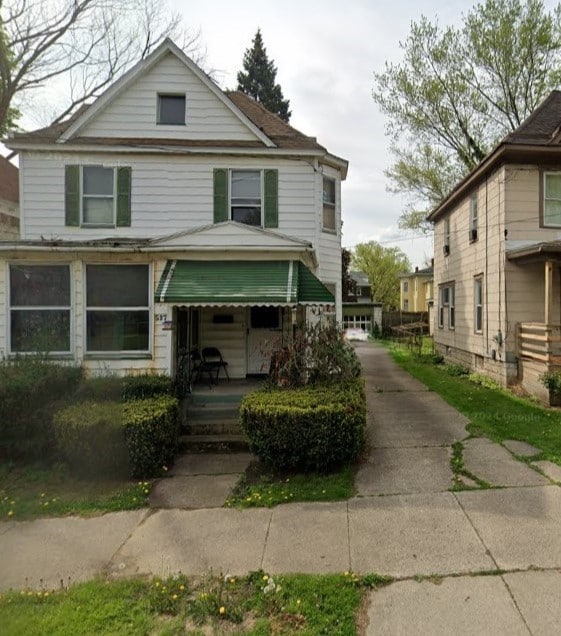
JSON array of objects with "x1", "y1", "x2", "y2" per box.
[
  {"x1": 65, "y1": 165, "x2": 131, "y2": 228},
  {"x1": 444, "y1": 218, "x2": 450, "y2": 255},
  {"x1": 157, "y1": 94, "x2": 186, "y2": 125},
  {"x1": 403, "y1": 281, "x2": 409, "y2": 292},
  {"x1": 231, "y1": 170, "x2": 261, "y2": 226},
  {"x1": 470, "y1": 195, "x2": 478, "y2": 241},
  {"x1": 322, "y1": 177, "x2": 336, "y2": 231},
  {"x1": 543, "y1": 172, "x2": 561, "y2": 226}
]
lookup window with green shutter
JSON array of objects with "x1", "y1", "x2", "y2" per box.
[
  {"x1": 64, "y1": 164, "x2": 131, "y2": 228},
  {"x1": 215, "y1": 168, "x2": 278, "y2": 227}
]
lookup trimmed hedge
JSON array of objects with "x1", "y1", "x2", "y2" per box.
[
  {"x1": 121, "y1": 374, "x2": 174, "y2": 402},
  {"x1": 240, "y1": 379, "x2": 366, "y2": 471},
  {"x1": 53, "y1": 401, "x2": 129, "y2": 478},
  {"x1": 53, "y1": 395, "x2": 179, "y2": 478},
  {"x1": 0, "y1": 358, "x2": 83, "y2": 460},
  {"x1": 122, "y1": 395, "x2": 179, "y2": 478}
]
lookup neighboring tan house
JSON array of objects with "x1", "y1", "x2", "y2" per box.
[
  {"x1": 429, "y1": 90, "x2": 561, "y2": 401},
  {"x1": 399, "y1": 265, "x2": 433, "y2": 312},
  {"x1": 342, "y1": 270, "x2": 382, "y2": 333},
  {"x1": 0, "y1": 156, "x2": 19, "y2": 239},
  {"x1": 1, "y1": 39, "x2": 347, "y2": 377}
]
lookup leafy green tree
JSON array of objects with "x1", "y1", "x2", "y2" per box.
[
  {"x1": 342, "y1": 248, "x2": 357, "y2": 301},
  {"x1": 237, "y1": 28, "x2": 291, "y2": 122},
  {"x1": 352, "y1": 242, "x2": 410, "y2": 309},
  {"x1": 373, "y1": 0, "x2": 561, "y2": 231},
  {"x1": 0, "y1": 0, "x2": 200, "y2": 133}
]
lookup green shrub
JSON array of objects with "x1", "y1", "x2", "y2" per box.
[
  {"x1": 240, "y1": 379, "x2": 366, "y2": 471},
  {"x1": 73, "y1": 376, "x2": 124, "y2": 402},
  {"x1": 122, "y1": 395, "x2": 179, "y2": 478},
  {"x1": 0, "y1": 357, "x2": 83, "y2": 460},
  {"x1": 539, "y1": 371, "x2": 561, "y2": 396},
  {"x1": 445, "y1": 364, "x2": 470, "y2": 376},
  {"x1": 53, "y1": 401, "x2": 129, "y2": 477},
  {"x1": 121, "y1": 374, "x2": 174, "y2": 401},
  {"x1": 416, "y1": 351, "x2": 444, "y2": 365},
  {"x1": 468, "y1": 372, "x2": 501, "y2": 390}
]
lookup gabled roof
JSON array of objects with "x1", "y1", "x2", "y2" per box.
[
  {"x1": 0, "y1": 156, "x2": 18, "y2": 202},
  {"x1": 428, "y1": 90, "x2": 561, "y2": 222},
  {"x1": 399, "y1": 266, "x2": 433, "y2": 278},
  {"x1": 6, "y1": 39, "x2": 345, "y2": 170}
]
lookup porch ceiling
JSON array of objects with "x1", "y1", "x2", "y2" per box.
[{"x1": 155, "y1": 259, "x2": 334, "y2": 306}]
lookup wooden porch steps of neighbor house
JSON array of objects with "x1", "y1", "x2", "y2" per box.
[{"x1": 179, "y1": 380, "x2": 262, "y2": 452}]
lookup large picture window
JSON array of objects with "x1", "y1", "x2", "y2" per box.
[
  {"x1": 86, "y1": 264, "x2": 150, "y2": 353},
  {"x1": 9, "y1": 265, "x2": 71, "y2": 353}
]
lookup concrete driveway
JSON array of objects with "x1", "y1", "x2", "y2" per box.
[{"x1": 2, "y1": 342, "x2": 561, "y2": 634}]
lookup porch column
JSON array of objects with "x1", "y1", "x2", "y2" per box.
[{"x1": 545, "y1": 260, "x2": 554, "y2": 325}]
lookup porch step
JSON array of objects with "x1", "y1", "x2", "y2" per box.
[{"x1": 179, "y1": 434, "x2": 249, "y2": 453}]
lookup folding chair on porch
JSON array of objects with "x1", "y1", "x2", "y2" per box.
[{"x1": 201, "y1": 347, "x2": 230, "y2": 382}]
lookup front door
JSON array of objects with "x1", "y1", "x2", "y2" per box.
[{"x1": 247, "y1": 307, "x2": 282, "y2": 375}]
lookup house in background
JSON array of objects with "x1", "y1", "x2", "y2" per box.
[
  {"x1": 0, "y1": 39, "x2": 347, "y2": 378},
  {"x1": 342, "y1": 270, "x2": 382, "y2": 333},
  {"x1": 0, "y1": 156, "x2": 19, "y2": 239},
  {"x1": 399, "y1": 265, "x2": 433, "y2": 312},
  {"x1": 429, "y1": 90, "x2": 561, "y2": 402}
]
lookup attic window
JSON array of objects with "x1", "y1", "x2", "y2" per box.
[{"x1": 157, "y1": 94, "x2": 185, "y2": 125}]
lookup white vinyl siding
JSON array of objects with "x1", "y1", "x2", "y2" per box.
[{"x1": 80, "y1": 53, "x2": 258, "y2": 141}]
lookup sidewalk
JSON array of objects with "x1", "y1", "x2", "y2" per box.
[{"x1": 2, "y1": 343, "x2": 561, "y2": 633}]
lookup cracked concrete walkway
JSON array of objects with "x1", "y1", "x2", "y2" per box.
[{"x1": 2, "y1": 342, "x2": 561, "y2": 634}]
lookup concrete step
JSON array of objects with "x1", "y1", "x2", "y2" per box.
[
  {"x1": 188, "y1": 405, "x2": 240, "y2": 419},
  {"x1": 187, "y1": 420, "x2": 242, "y2": 435},
  {"x1": 179, "y1": 434, "x2": 249, "y2": 452},
  {"x1": 189, "y1": 393, "x2": 245, "y2": 406}
]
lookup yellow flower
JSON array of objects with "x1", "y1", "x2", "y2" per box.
[
  {"x1": 296, "y1": 599, "x2": 301, "y2": 605},
  {"x1": 172, "y1": 594, "x2": 178, "y2": 600},
  {"x1": 179, "y1": 585, "x2": 185, "y2": 590},
  {"x1": 154, "y1": 581, "x2": 160, "y2": 587},
  {"x1": 43, "y1": 592, "x2": 49, "y2": 597},
  {"x1": 7, "y1": 510, "x2": 14, "y2": 517},
  {"x1": 219, "y1": 606, "x2": 226, "y2": 615},
  {"x1": 262, "y1": 575, "x2": 269, "y2": 581}
]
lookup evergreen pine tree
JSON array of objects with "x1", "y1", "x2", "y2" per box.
[{"x1": 237, "y1": 29, "x2": 291, "y2": 122}]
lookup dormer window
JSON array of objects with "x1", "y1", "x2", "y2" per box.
[{"x1": 157, "y1": 94, "x2": 186, "y2": 125}]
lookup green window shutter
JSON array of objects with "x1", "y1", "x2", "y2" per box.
[
  {"x1": 65, "y1": 165, "x2": 80, "y2": 227},
  {"x1": 116, "y1": 167, "x2": 132, "y2": 227},
  {"x1": 213, "y1": 168, "x2": 229, "y2": 223},
  {"x1": 264, "y1": 169, "x2": 278, "y2": 228}
]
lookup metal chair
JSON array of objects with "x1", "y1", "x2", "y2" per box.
[
  {"x1": 189, "y1": 348, "x2": 215, "y2": 387},
  {"x1": 202, "y1": 346, "x2": 230, "y2": 382}
]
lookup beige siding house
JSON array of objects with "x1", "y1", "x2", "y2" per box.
[
  {"x1": 429, "y1": 91, "x2": 561, "y2": 401},
  {"x1": 1, "y1": 39, "x2": 347, "y2": 379},
  {"x1": 0, "y1": 156, "x2": 19, "y2": 239}
]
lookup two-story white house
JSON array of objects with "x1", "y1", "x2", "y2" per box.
[
  {"x1": 0, "y1": 39, "x2": 347, "y2": 379},
  {"x1": 429, "y1": 90, "x2": 561, "y2": 401}
]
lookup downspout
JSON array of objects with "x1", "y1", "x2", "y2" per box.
[{"x1": 485, "y1": 174, "x2": 489, "y2": 353}]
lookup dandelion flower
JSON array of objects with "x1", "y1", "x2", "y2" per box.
[
  {"x1": 7, "y1": 510, "x2": 14, "y2": 517},
  {"x1": 219, "y1": 606, "x2": 226, "y2": 615},
  {"x1": 172, "y1": 594, "x2": 178, "y2": 600},
  {"x1": 263, "y1": 575, "x2": 269, "y2": 581},
  {"x1": 179, "y1": 585, "x2": 185, "y2": 591},
  {"x1": 297, "y1": 599, "x2": 301, "y2": 605}
]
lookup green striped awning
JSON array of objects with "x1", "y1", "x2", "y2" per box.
[{"x1": 155, "y1": 260, "x2": 334, "y2": 306}]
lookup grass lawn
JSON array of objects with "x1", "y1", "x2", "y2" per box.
[
  {"x1": 388, "y1": 342, "x2": 561, "y2": 465},
  {"x1": 226, "y1": 462, "x2": 355, "y2": 508},
  {"x1": 0, "y1": 571, "x2": 391, "y2": 635},
  {"x1": 0, "y1": 462, "x2": 151, "y2": 521}
]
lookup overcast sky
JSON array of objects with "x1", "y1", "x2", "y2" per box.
[{"x1": 172, "y1": 0, "x2": 474, "y2": 267}]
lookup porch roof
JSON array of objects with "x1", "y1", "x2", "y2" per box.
[
  {"x1": 507, "y1": 241, "x2": 561, "y2": 263},
  {"x1": 155, "y1": 260, "x2": 334, "y2": 306}
]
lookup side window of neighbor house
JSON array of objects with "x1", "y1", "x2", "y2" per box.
[
  {"x1": 403, "y1": 281, "x2": 409, "y2": 293},
  {"x1": 470, "y1": 195, "x2": 478, "y2": 241},
  {"x1": 543, "y1": 172, "x2": 561, "y2": 226},
  {"x1": 213, "y1": 168, "x2": 278, "y2": 228},
  {"x1": 65, "y1": 165, "x2": 131, "y2": 228},
  {"x1": 474, "y1": 275, "x2": 484, "y2": 333},
  {"x1": 85, "y1": 264, "x2": 150, "y2": 354},
  {"x1": 322, "y1": 177, "x2": 336, "y2": 231},
  {"x1": 443, "y1": 218, "x2": 450, "y2": 255},
  {"x1": 9, "y1": 264, "x2": 71, "y2": 353},
  {"x1": 438, "y1": 282, "x2": 455, "y2": 329}
]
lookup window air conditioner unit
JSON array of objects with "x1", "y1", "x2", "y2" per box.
[
  {"x1": 443, "y1": 244, "x2": 450, "y2": 256},
  {"x1": 470, "y1": 228, "x2": 478, "y2": 241}
]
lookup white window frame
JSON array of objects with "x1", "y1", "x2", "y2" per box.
[
  {"x1": 8, "y1": 263, "x2": 72, "y2": 355},
  {"x1": 469, "y1": 194, "x2": 478, "y2": 241},
  {"x1": 322, "y1": 176, "x2": 337, "y2": 232},
  {"x1": 81, "y1": 165, "x2": 117, "y2": 227},
  {"x1": 230, "y1": 169, "x2": 263, "y2": 226},
  {"x1": 403, "y1": 299, "x2": 409, "y2": 311},
  {"x1": 438, "y1": 282, "x2": 455, "y2": 330},
  {"x1": 543, "y1": 172, "x2": 561, "y2": 227},
  {"x1": 84, "y1": 263, "x2": 152, "y2": 356},
  {"x1": 157, "y1": 93, "x2": 186, "y2": 125},
  {"x1": 474, "y1": 276, "x2": 484, "y2": 334},
  {"x1": 403, "y1": 281, "x2": 409, "y2": 292}
]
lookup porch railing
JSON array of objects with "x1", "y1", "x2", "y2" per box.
[{"x1": 517, "y1": 322, "x2": 561, "y2": 363}]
